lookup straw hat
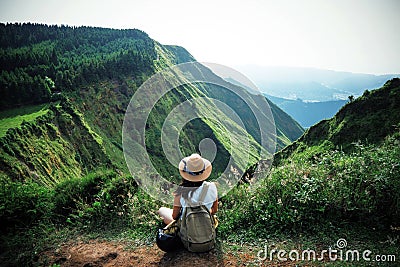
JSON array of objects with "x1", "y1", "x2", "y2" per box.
[{"x1": 178, "y1": 153, "x2": 212, "y2": 182}]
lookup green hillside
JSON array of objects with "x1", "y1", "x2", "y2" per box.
[
  {"x1": 0, "y1": 100, "x2": 112, "y2": 185},
  {"x1": 302, "y1": 78, "x2": 400, "y2": 146}
]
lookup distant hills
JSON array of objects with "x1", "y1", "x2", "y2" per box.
[{"x1": 236, "y1": 65, "x2": 399, "y2": 101}]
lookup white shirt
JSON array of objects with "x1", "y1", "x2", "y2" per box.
[{"x1": 179, "y1": 181, "x2": 217, "y2": 210}]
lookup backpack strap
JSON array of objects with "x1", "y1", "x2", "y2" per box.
[
  {"x1": 185, "y1": 194, "x2": 194, "y2": 206},
  {"x1": 184, "y1": 182, "x2": 209, "y2": 207},
  {"x1": 163, "y1": 219, "x2": 178, "y2": 231},
  {"x1": 198, "y1": 182, "x2": 209, "y2": 205}
]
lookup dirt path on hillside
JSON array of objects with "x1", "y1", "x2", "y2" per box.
[{"x1": 39, "y1": 239, "x2": 301, "y2": 267}]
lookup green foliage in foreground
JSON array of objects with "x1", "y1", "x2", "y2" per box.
[
  {"x1": 1, "y1": 132, "x2": 399, "y2": 265},
  {"x1": 0, "y1": 169, "x2": 155, "y2": 231},
  {"x1": 218, "y1": 132, "x2": 400, "y2": 240},
  {"x1": 0, "y1": 169, "x2": 159, "y2": 265}
]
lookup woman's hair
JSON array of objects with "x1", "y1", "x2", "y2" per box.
[{"x1": 175, "y1": 178, "x2": 204, "y2": 199}]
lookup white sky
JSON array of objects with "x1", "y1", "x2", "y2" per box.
[{"x1": 0, "y1": 0, "x2": 399, "y2": 74}]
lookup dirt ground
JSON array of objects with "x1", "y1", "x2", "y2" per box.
[{"x1": 39, "y1": 239, "x2": 302, "y2": 267}]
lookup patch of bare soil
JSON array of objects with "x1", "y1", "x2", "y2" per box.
[{"x1": 39, "y1": 239, "x2": 304, "y2": 266}]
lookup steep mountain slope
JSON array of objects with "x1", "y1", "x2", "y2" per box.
[
  {"x1": 0, "y1": 23, "x2": 302, "y2": 184},
  {"x1": 0, "y1": 100, "x2": 112, "y2": 183},
  {"x1": 275, "y1": 78, "x2": 400, "y2": 164},
  {"x1": 248, "y1": 77, "x2": 400, "y2": 231}
]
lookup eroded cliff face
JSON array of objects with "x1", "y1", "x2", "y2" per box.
[{"x1": 0, "y1": 101, "x2": 111, "y2": 184}]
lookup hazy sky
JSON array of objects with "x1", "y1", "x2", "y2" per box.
[{"x1": 1, "y1": 0, "x2": 399, "y2": 74}]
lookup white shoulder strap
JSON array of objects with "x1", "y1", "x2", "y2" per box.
[
  {"x1": 198, "y1": 182, "x2": 209, "y2": 205},
  {"x1": 183, "y1": 182, "x2": 209, "y2": 207}
]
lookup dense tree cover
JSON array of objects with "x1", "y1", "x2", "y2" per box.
[{"x1": 0, "y1": 23, "x2": 157, "y2": 109}]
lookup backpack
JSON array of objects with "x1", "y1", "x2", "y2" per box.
[{"x1": 178, "y1": 183, "x2": 216, "y2": 252}]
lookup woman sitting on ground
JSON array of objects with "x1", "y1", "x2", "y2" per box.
[{"x1": 157, "y1": 153, "x2": 218, "y2": 224}]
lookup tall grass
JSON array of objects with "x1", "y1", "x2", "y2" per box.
[{"x1": 218, "y1": 133, "x2": 400, "y2": 239}]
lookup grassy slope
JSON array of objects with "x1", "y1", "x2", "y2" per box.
[
  {"x1": 0, "y1": 100, "x2": 111, "y2": 184},
  {"x1": 0, "y1": 103, "x2": 50, "y2": 137},
  {"x1": 224, "y1": 77, "x2": 305, "y2": 146},
  {"x1": 72, "y1": 42, "x2": 301, "y2": 184},
  {"x1": 0, "y1": 86, "x2": 398, "y2": 267}
]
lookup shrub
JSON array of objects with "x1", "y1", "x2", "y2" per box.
[
  {"x1": 53, "y1": 170, "x2": 115, "y2": 218},
  {"x1": 0, "y1": 179, "x2": 53, "y2": 231}
]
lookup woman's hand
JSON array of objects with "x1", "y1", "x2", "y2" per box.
[{"x1": 210, "y1": 199, "x2": 218, "y2": 215}]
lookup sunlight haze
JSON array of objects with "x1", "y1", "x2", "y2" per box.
[{"x1": 1, "y1": 0, "x2": 399, "y2": 74}]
